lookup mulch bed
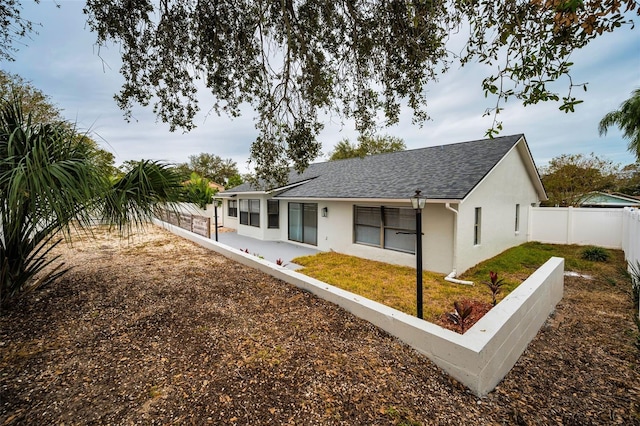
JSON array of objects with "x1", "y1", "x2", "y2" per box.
[
  {"x1": 1, "y1": 226, "x2": 639, "y2": 425},
  {"x1": 436, "y1": 299, "x2": 493, "y2": 333}
]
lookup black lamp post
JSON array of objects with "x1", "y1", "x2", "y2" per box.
[
  {"x1": 213, "y1": 199, "x2": 221, "y2": 241},
  {"x1": 410, "y1": 189, "x2": 426, "y2": 319}
]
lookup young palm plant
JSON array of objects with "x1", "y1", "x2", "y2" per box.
[
  {"x1": 0, "y1": 96, "x2": 181, "y2": 308},
  {"x1": 484, "y1": 271, "x2": 505, "y2": 306}
]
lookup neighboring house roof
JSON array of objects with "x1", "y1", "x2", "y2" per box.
[
  {"x1": 225, "y1": 134, "x2": 546, "y2": 201},
  {"x1": 578, "y1": 191, "x2": 640, "y2": 207},
  {"x1": 209, "y1": 182, "x2": 225, "y2": 192}
]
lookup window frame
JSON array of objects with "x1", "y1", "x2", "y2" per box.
[
  {"x1": 474, "y1": 207, "x2": 482, "y2": 245},
  {"x1": 228, "y1": 199, "x2": 238, "y2": 218},
  {"x1": 353, "y1": 205, "x2": 416, "y2": 254},
  {"x1": 288, "y1": 202, "x2": 318, "y2": 245},
  {"x1": 267, "y1": 199, "x2": 279, "y2": 229},
  {"x1": 515, "y1": 204, "x2": 520, "y2": 233},
  {"x1": 239, "y1": 199, "x2": 260, "y2": 227}
]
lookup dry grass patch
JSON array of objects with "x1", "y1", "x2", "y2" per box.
[
  {"x1": 293, "y1": 242, "x2": 629, "y2": 327},
  {"x1": 292, "y1": 252, "x2": 499, "y2": 323}
]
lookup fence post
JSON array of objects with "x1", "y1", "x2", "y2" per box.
[
  {"x1": 527, "y1": 205, "x2": 533, "y2": 242},
  {"x1": 566, "y1": 207, "x2": 573, "y2": 245}
]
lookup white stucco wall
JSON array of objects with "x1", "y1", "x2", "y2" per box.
[
  {"x1": 423, "y1": 204, "x2": 456, "y2": 274},
  {"x1": 222, "y1": 141, "x2": 541, "y2": 275},
  {"x1": 222, "y1": 197, "x2": 457, "y2": 274},
  {"x1": 222, "y1": 199, "x2": 238, "y2": 230},
  {"x1": 456, "y1": 145, "x2": 540, "y2": 273},
  {"x1": 227, "y1": 195, "x2": 271, "y2": 240},
  {"x1": 294, "y1": 200, "x2": 454, "y2": 273}
]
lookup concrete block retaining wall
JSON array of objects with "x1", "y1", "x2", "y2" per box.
[{"x1": 155, "y1": 219, "x2": 564, "y2": 397}]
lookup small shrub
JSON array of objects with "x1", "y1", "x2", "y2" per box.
[
  {"x1": 446, "y1": 301, "x2": 473, "y2": 333},
  {"x1": 581, "y1": 246, "x2": 610, "y2": 262},
  {"x1": 484, "y1": 271, "x2": 504, "y2": 306},
  {"x1": 276, "y1": 258, "x2": 288, "y2": 267}
]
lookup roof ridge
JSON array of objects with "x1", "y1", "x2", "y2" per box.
[{"x1": 321, "y1": 133, "x2": 525, "y2": 165}]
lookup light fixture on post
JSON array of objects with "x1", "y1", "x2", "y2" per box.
[
  {"x1": 321, "y1": 207, "x2": 328, "y2": 217},
  {"x1": 213, "y1": 198, "x2": 222, "y2": 241},
  {"x1": 410, "y1": 189, "x2": 426, "y2": 319}
]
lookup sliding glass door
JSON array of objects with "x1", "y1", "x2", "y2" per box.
[{"x1": 288, "y1": 202, "x2": 317, "y2": 246}]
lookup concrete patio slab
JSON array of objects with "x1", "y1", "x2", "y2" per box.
[{"x1": 212, "y1": 230, "x2": 319, "y2": 269}]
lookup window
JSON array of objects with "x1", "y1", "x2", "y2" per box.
[
  {"x1": 228, "y1": 200, "x2": 237, "y2": 217},
  {"x1": 288, "y1": 203, "x2": 317, "y2": 245},
  {"x1": 383, "y1": 208, "x2": 416, "y2": 253},
  {"x1": 268, "y1": 199, "x2": 279, "y2": 229},
  {"x1": 354, "y1": 206, "x2": 416, "y2": 254},
  {"x1": 354, "y1": 206, "x2": 381, "y2": 246},
  {"x1": 515, "y1": 204, "x2": 520, "y2": 233},
  {"x1": 240, "y1": 199, "x2": 260, "y2": 227},
  {"x1": 474, "y1": 207, "x2": 482, "y2": 245},
  {"x1": 249, "y1": 199, "x2": 260, "y2": 227}
]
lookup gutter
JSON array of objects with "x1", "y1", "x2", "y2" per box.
[{"x1": 444, "y1": 203, "x2": 474, "y2": 286}]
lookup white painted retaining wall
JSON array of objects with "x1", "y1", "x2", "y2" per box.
[
  {"x1": 529, "y1": 206, "x2": 623, "y2": 248},
  {"x1": 154, "y1": 219, "x2": 564, "y2": 397}
]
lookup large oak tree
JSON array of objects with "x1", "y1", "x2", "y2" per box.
[{"x1": 3, "y1": 0, "x2": 638, "y2": 185}]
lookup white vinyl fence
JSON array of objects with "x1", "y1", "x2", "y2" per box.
[
  {"x1": 622, "y1": 208, "x2": 640, "y2": 268},
  {"x1": 528, "y1": 207, "x2": 624, "y2": 248},
  {"x1": 621, "y1": 208, "x2": 640, "y2": 319},
  {"x1": 531, "y1": 206, "x2": 640, "y2": 318}
]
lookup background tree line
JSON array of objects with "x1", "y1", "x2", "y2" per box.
[{"x1": 539, "y1": 153, "x2": 639, "y2": 207}]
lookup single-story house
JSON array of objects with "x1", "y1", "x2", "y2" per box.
[
  {"x1": 578, "y1": 191, "x2": 640, "y2": 208},
  {"x1": 218, "y1": 134, "x2": 547, "y2": 276}
]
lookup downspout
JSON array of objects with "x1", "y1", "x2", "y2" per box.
[{"x1": 444, "y1": 202, "x2": 474, "y2": 286}]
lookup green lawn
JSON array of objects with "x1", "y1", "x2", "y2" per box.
[{"x1": 292, "y1": 242, "x2": 628, "y2": 323}]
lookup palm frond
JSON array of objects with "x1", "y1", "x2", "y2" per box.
[{"x1": 99, "y1": 159, "x2": 182, "y2": 235}]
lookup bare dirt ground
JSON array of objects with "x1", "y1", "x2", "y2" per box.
[{"x1": 1, "y1": 225, "x2": 639, "y2": 425}]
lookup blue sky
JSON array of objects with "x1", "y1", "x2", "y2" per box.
[{"x1": 4, "y1": 1, "x2": 640, "y2": 173}]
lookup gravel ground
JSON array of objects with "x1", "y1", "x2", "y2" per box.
[{"x1": 1, "y1": 225, "x2": 638, "y2": 425}]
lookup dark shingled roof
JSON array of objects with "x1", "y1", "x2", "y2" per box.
[{"x1": 225, "y1": 134, "x2": 527, "y2": 200}]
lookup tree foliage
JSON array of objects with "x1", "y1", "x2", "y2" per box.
[
  {"x1": 616, "y1": 162, "x2": 640, "y2": 195},
  {"x1": 176, "y1": 153, "x2": 239, "y2": 185},
  {"x1": 328, "y1": 135, "x2": 406, "y2": 161},
  {"x1": 0, "y1": 95, "x2": 182, "y2": 307},
  {"x1": 599, "y1": 88, "x2": 640, "y2": 162},
  {"x1": 5, "y1": 1, "x2": 637, "y2": 185},
  {"x1": 183, "y1": 172, "x2": 217, "y2": 209},
  {"x1": 0, "y1": 0, "x2": 40, "y2": 62},
  {"x1": 0, "y1": 70, "x2": 119, "y2": 177},
  {"x1": 540, "y1": 153, "x2": 619, "y2": 206},
  {"x1": 0, "y1": 70, "x2": 64, "y2": 123}
]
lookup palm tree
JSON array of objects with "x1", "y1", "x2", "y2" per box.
[
  {"x1": 0, "y1": 96, "x2": 181, "y2": 307},
  {"x1": 598, "y1": 88, "x2": 640, "y2": 162}
]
